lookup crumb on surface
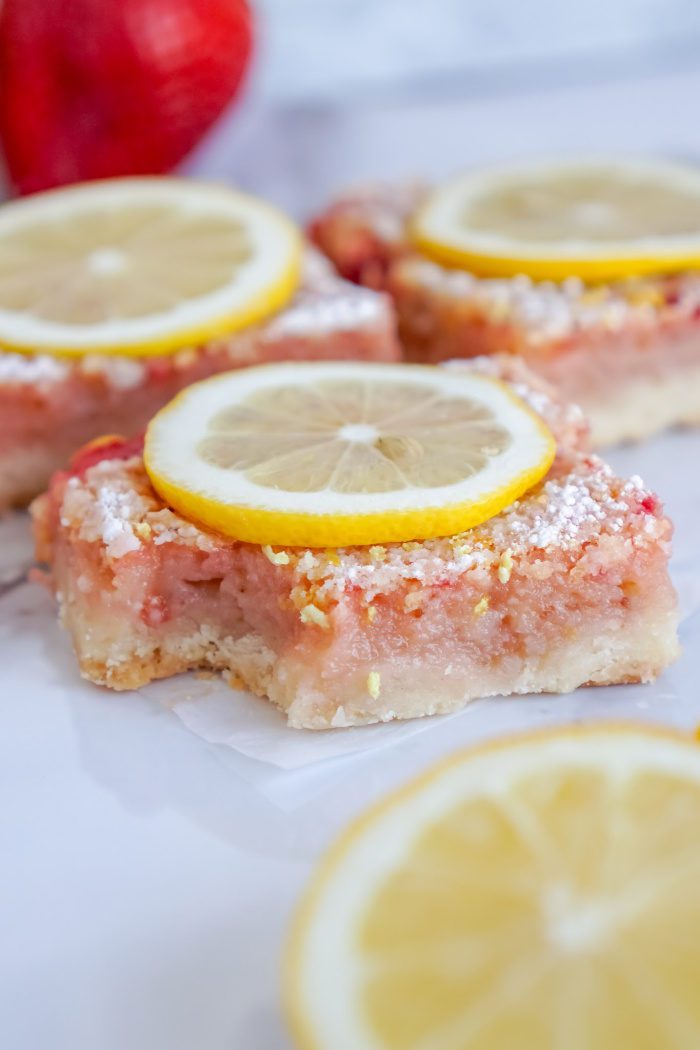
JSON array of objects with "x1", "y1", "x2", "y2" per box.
[
  {"x1": 498, "y1": 548, "x2": 514, "y2": 584},
  {"x1": 367, "y1": 671, "x2": 381, "y2": 700},
  {"x1": 262, "y1": 545, "x2": 290, "y2": 566},
  {"x1": 299, "y1": 603, "x2": 330, "y2": 629}
]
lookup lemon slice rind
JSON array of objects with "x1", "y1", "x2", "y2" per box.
[
  {"x1": 286, "y1": 723, "x2": 700, "y2": 1050},
  {"x1": 0, "y1": 177, "x2": 302, "y2": 357},
  {"x1": 411, "y1": 157, "x2": 700, "y2": 281},
  {"x1": 143, "y1": 361, "x2": 555, "y2": 547}
]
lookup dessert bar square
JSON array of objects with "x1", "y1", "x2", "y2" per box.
[
  {"x1": 32, "y1": 357, "x2": 678, "y2": 729},
  {"x1": 311, "y1": 184, "x2": 700, "y2": 446},
  {"x1": 0, "y1": 252, "x2": 398, "y2": 511}
]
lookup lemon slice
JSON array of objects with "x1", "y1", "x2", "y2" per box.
[
  {"x1": 0, "y1": 177, "x2": 302, "y2": 356},
  {"x1": 287, "y1": 724, "x2": 700, "y2": 1050},
  {"x1": 412, "y1": 157, "x2": 700, "y2": 281},
  {"x1": 144, "y1": 361, "x2": 555, "y2": 547}
]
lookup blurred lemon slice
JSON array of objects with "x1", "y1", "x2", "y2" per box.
[
  {"x1": 412, "y1": 157, "x2": 700, "y2": 281},
  {"x1": 287, "y1": 724, "x2": 700, "y2": 1050},
  {"x1": 0, "y1": 177, "x2": 302, "y2": 356},
  {"x1": 143, "y1": 361, "x2": 555, "y2": 547}
]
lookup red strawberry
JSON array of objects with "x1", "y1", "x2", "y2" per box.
[
  {"x1": 0, "y1": 0, "x2": 253, "y2": 194},
  {"x1": 68, "y1": 433, "x2": 145, "y2": 477}
]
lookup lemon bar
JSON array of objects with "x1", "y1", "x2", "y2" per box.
[
  {"x1": 32, "y1": 357, "x2": 678, "y2": 728},
  {"x1": 0, "y1": 253, "x2": 398, "y2": 512},
  {"x1": 311, "y1": 180, "x2": 700, "y2": 446}
]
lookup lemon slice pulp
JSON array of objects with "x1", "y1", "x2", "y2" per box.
[
  {"x1": 412, "y1": 157, "x2": 700, "y2": 281},
  {"x1": 143, "y1": 361, "x2": 555, "y2": 547},
  {"x1": 287, "y1": 724, "x2": 700, "y2": 1050},
  {"x1": 0, "y1": 177, "x2": 302, "y2": 356}
]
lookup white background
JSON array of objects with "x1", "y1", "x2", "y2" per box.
[{"x1": 253, "y1": 0, "x2": 700, "y2": 104}]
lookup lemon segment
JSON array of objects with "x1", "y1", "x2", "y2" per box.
[
  {"x1": 143, "y1": 361, "x2": 555, "y2": 547},
  {"x1": 0, "y1": 177, "x2": 302, "y2": 356},
  {"x1": 411, "y1": 158, "x2": 700, "y2": 282},
  {"x1": 286, "y1": 724, "x2": 700, "y2": 1050}
]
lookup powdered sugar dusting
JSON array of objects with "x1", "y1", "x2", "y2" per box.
[
  {"x1": 299, "y1": 245, "x2": 340, "y2": 290},
  {"x1": 80, "y1": 355, "x2": 146, "y2": 389},
  {"x1": 0, "y1": 346, "x2": 153, "y2": 389},
  {"x1": 0, "y1": 351, "x2": 70, "y2": 384},
  {"x1": 444, "y1": 354, "x2": 589, "y2": 451},
  {"x1": 1, "y1": 348, "x2": 148, "y2": 389},
  {"x1": 266, "y1": 285, "x2": 386, "y2": 338},
  {"x1": 491, "y1": 460, "x2": 632, "y2": 551},
  {"x1": 297, "y1": 454, "x2": 664, "y2": 602},
  {"x1": 61, "y1": 457, "x2": 220, "y2": 560},
  {"x1": 62, "y1": 461, "x2": 147, "y2": 558},
  {"x1": 401, "y1": 258, "x2": 700, "y2": 347}
]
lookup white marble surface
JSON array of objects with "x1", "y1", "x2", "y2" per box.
[
  {"x1": 185, "y1": 65, "x2": 700, "y2": 217},
  {"x1": 4, "y1": 70, "x2": 700, "y2": 1050},
  {"x1": 254, "y1": 0, "x2": 700, "y2": 103}
]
